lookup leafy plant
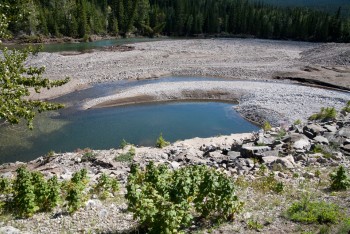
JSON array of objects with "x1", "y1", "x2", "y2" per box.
[
  {"x1": 262, "y1": 121, "x2": 272, "y2": 131},
  {"x1": 286, "y1": 195, "x2": 341, "y2": 224},
  {"x1": 312, "y1": 144, "x2": 332, "y2": 159},
  {"x1": 81, "y1": 151, "x2": 96, "y2": 162},
  {"x1": 63, "y1": 169, "x2": 89, "y2": 214},
  {"x1": 120, "y1": 139, "x2": 130, "y2": 149},
  {"x1": 252, "y1": 172, "x2": 284, "y2": 194},
  {"x1": 294, "y1": 119, "x2": 302, "y2": 125},
  {"x1": 126, "y1": 163, "x2": 243, "y2": 233},
  {"x1": 247, "y1": 219, "x2": 264, "y2": 231},
  {"x1": 31, "y1": 172, "x2": 60, "y2": 212},
  {"x1": 12, "y1": 167, "x2": 38, "y2": 217},
  {"x1": 309, "y1": 107, "x2": 337, "y2": 121},
  {"x1": 155, "y1": 133, "x2": 170, "y2": 148},
  {"x1": 330, "y1": 165, "x2": 350, "y2": 191},
  {"x1": 342, "y1": 101, "x2": 350, "y2": 113},
  {"x1": 93, "y1": 173, "x2": 120, "y2": 200},
  {"x1": 0, "y1": 47, "x2": 69, "y2": 129},
  {"x1": 115, "y1": 146, "x2": 135, "y2": 162}
]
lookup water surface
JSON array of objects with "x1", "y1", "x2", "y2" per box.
[{"x1": 0, "y1": 102, "x2": 258, "y2": 163}]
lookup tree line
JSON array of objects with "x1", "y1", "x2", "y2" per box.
[{"x1": 1, "y1": 0, "x2": 349, "y2": 42}]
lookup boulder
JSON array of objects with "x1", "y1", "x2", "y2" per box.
[
  {"x1": 338, "y1": 127, "x2": 350, "y2": 138},
  {"x1": 262, "y1": 155, "x2": 295, "y2": 169},
  {"x1": 303, "y1": 124, "x2": 326, "y2": 138},
  {"x1": 314, "y1": 136, "x2": 329, "y2": 145},
  {"x1": 324, "y1": 125, "x2": 337, "y2": 132},
  {"x1": 240, "y1": 145, "x2": 271, "y2": 158},
  {"x1": 170, "y1": 161, "x2": 181, "y2": 170},
  {"x1": 0, "y1": 226, "x2": 21, "y2": 234},
  {"x1": 293, "y1": 138, "x2": 311, "y2": 150}
]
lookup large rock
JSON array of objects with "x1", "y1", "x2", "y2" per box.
[
  {"x1": 303, "y1": 124, "x2": 326, "y2": 139},
  {"x1": 338, "y1": 127, "x2": 350, "y2": 138},
  {"x1": 262, "y1": 155, "x2": 295, "y2": 169},
  {"x1": 0, "y1": 226, "x2": 21, "y2": 234},
  {"x1": 314, "y1": 136, "x2": 329, "y2": 145},
  {"x1": 240, "y1": 145, "x2": 271, "y2": 158}
]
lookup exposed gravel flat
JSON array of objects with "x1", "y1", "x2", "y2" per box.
[{"x1": 83, "y1": 80, "x2": 350, "y2": 125}]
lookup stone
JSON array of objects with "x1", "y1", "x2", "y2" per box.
[
  {"x1": 261, "y1": 156, "x2": 279, "y2": 164},
  {"x1": 293, "y1": 138, "x2": 311, "y2": 150},
  {"x1": 263, "y1": 155, "x2": 295, "y2": 169},
  {"x1": 303, "y1": 124, "x2": 326, "y2": 138},
  {"x1": 170, "y1": 161, "x2": 181, "y2": 170},
  {"x1": 240, "y1": 145, "x2": 271, "y2": 158},
  {"x1": 261, "y1": 150, "x2": 280, "y2": 157},
  {"x1": 338, "y1": 127, "x2": 350, "y2": 138},
  {"x1": 314, "y1": 136, "x2": 329, "y2": 145},
  {"x1": 332, "y1": 152, "x2": 343, "y2": 161},
  {"x1": 0, "y1": 226, "x2": 21, "y2": 234},
  {"x1": 227, "y1": 151, "x2": 241, "y2": 160},
  {"x1": 295, "y1": 154, "x2": 307, "y2": 162},
  {"x1": 341, "y1": 144, "x2": 350, "y2": 153},
  {"x1": 324, "y1": 125, "x2": 337, "y2": 132}
]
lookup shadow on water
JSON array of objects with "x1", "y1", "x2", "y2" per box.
[{"x1": 0, "y1": 102, "x2": 259, "y2": 164}]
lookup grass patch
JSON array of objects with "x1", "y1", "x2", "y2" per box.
[
  {"x1": 286, "y1": 196, "x2": 342, "y2": 224},
  {"x1": 262, "y1": 121, "x2": 272, "y2": 131},
  {"x1": 342, "y1": 101, "x2": 350, "y2": 113},
  {"x1": 309, "y1": 107, "x2": 337, "y2": 121},
  {"x1": 251, "y1": 173, "x2": 284, "y2": 194},
  {"x1": 114, "y1": 147, "x2": 135, "y2": 162}
]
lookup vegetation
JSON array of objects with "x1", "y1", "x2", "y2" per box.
[
  {"x1": 0, "y1": 47, "x2": 70, "y2": 129},
  {"x1": 342, "y1": 101, "x2": 350, "y2": 113},
  {"x1": 252, "y1": 172, "x2": 284, "y2": 194},
  {"x1": 0, "y1": 167, "x2": 120, "y2": 217},
  {"x1": 155, "y1": 133, "x2": 170, "y2": 148},
  {"x1": 286, "y1": 195, "x2": 342, "y2": 224},
  {"x1": 125, "y1": 163, "x2": 243, "y2": 233},
  {"x1": 312, "y1": 144, "x2": 332, "y2": 159},
  {"x1": 329, "y1": 165, "x2": 350, "y2": 191},
  {"x1": 1, "y1": 0, "x2": 350, "y2": 42},
  {"x1": 262, "y1": 121, "x2": 272, "y2": 131},
  {"x1": 294, "y1": 119, "x2": 302, "y2": 125},
  {"x1": 93, "y1": 173, "x2": 120, "y2": 200},
  {"x1": 115, "y1": 146, "x2": 136, "y2": 162},
  {"x1": 309, "y1": 107, "x2": 337, "y2": 122}
]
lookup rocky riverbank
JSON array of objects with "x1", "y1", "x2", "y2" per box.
[{"x1": 1, "y1": 108, "x2": 349, "y2": 233}]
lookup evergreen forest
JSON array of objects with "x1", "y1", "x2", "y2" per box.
[{"x1": 1, "y1": 0, "x2": 350, "y2": 42}]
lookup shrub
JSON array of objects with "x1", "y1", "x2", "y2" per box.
[
  {"x1": 12, "y1": 167, "x2": 38, "y2": 217},
  {"x1": 155, "y1": 133, "x2": 170, "y2": 148},
  {"x1": 93, "y1": 173, "x2": 120, "y2": 200},
  {"x1": 342, "y1": 101, "x2": 350, "y2": 113},
  {"x1": 312, "y1": 144, "x2": 332, "y2": 159},
  {"x1": 120, "y1": 139, "x2": 130, "y2": 149},
  {"x1": 115, "y1": 147, "x2": 135, "y2": 162},
  {"x1": 252, "y1": 172, "x2": 284, "y2": 194},
  {"x1": 262, "y1": 121, "x2": 272, "y2": 131},
  {"x1": 309, "y1": 107, "x2": 337, "y2": 121},
  {"x1": 81, "y1": 151, "x2": 97, "y2": 162},
  {"x1": 286, "y1": 196, "x2": 341, "y2": 224},
  {"x1": 126, "y1": 163, "x2": 243, "y2": 233},
  {"x1": 330, "y1": 165, "x2": 350, "y2": 191},
  {"x1": 63, "y1": 169, "x2": 89, "y2": 214},
  {"x1": 294, "y1": 119, "x2": 302, "y2": 125}
]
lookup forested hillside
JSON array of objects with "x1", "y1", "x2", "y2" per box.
[
  {"x1": 1, "y1": 0, "x2": 350, "y2": 42},
  {"x1": 256, "y1": 0, "x2": 350, "y2": 16}
]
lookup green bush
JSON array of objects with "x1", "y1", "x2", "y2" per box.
[
  {"x1": 63, "y1": 169, "x2": 89, "y2": 214},
  {"x1": 294, "y1": 119, "x2": 302, "y2": 125},
  {"x1": 120, "y1": 139, "x2": 130, "y2": 149},
  {"x1": 330, "y1": 165, "x2": 350, "y2": 191},
  {"x1": 115, "y1": 147, "x2": 135, "y2": 162},
  {"x1": 309, "y1": 107, "x2": 337, "y2": 121},
  {"x1": 286, "y1": 196, "x2": 341, "y2": 224},
  {"x1": 156, "y1": 133, "x2": 170, "y2": 148},
  {"x1": 262, "y1": 121, "x2": 272, "y2": 131},
  {"x1": 342, "y1": 101, "x2": 350, "y2": 113},
  {"x1": 93, "y1": 173, "x2": 120, "y2": 200},
  {"x1": 126, "y1": 163, "x2": 243, "y2": 233},
  {"x1": 252, "y1": 172, "x2": 284, "y2": 194},
  {"x1": 12, "y1": 167, "x2": 38, "y2": 217}
]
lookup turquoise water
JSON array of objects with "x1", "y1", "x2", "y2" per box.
[{"x1": 0, "y1": 102, "x2": 259, "y2": 163}]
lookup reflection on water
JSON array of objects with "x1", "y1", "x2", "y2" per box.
[{"x1": 0, "y1": 102, "x2": 259, "y2": 164}]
